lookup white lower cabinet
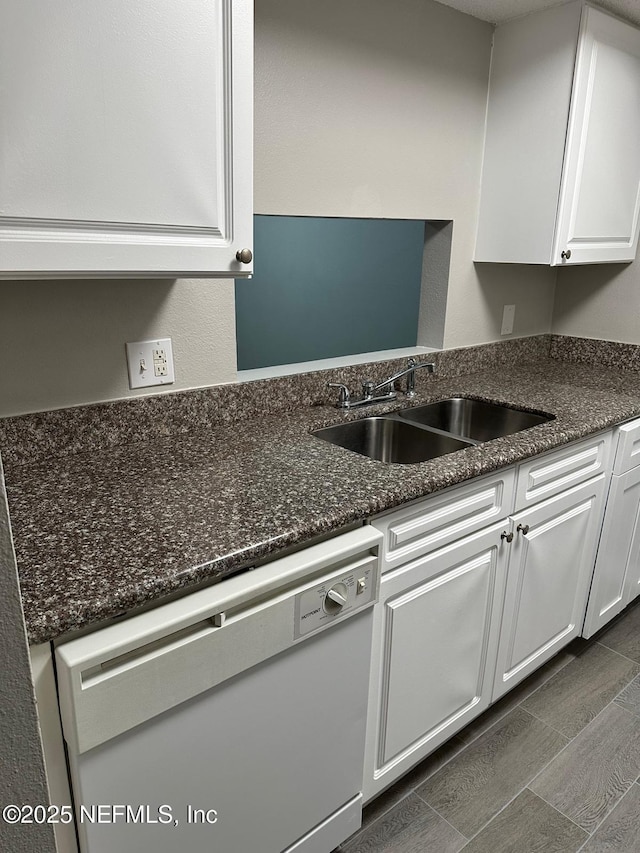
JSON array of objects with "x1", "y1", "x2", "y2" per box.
[
  {"x1": 364, "y1": 431, "x2": 612, "y2": 802},
  {"x1": 363, "y1": 523, "x2": 509, "y2": 802},
  {"x1": 583, "y1": 418, "x2": 640, "y2": 637},
  {"x1": 493, "y1": 474, "x2": 607, "y2": 699}
]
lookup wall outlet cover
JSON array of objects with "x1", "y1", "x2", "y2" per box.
[
  {"x1": 501, "y1": 304, "x2": 516, "y2": 336},
  {"x1": 126, "y1": 338, "x2": 175, "y2": 389}
]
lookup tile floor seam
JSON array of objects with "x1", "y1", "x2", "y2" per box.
[
  {"x1": 526, "y1": 699, "x2": 640, "y2": 839},
  {"x1": 353, "y1": 738, "x2": 468, "y2": 840},
  {"x1": 413, "y1": 786, "x2": 488, "y2": 844},
  {"x1": 432, "y1": 694, "x2": 639, "y2": 851},
  {"x1": 608, "y1": 697, "x2": 640, "y2": 723},
  {"x1": 524, "y1": 785, "x2": 595, "y2": 839},
  {"x1": 348, "y1": 790, "x2": 416, "y2": 845},
  {"x1": 444, "y1": 786, "x2": 536, "y2": 848},
  {"x1": 517, "y1": 704, "x2": 574, "y2": 740},
  {"x1": 611, "y1": 676, "x2": 640, "y2": 710},
  {"x1": 368, "y1": 680, "x2": 638, "y2": 849},
  {"x1": 524, "y1": 696, "x2": 630, "y2": 796},
  {"x1": 453, "y1": 657, "x2": 577, "y2": 751},
  {"x1": 575, "y1": 834, "x2": 592, "y2": 853},
  {"x1": 423, "y1": 777, "x2": 579, "y2": 850},
  {"x1": 414, "y1": 713, "x2": 569, "y2": 846},
  {"x1": 391, "y1": 702, "x2": 629, "y2": 853},
  {"x1": 571, "y1": 780, "x2": 639, "y2": 853},
  {"x1": 594, "y1": 638, "x2": 640, "y2": 667},
  {"x1": 412, "y1": 794, "x2": 471, "y2": 846}
]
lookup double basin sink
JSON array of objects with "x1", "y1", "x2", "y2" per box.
[{"x1": 313, "y1": 397, "x2": 554, "y2": 464}]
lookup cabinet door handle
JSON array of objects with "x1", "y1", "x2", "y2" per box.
[
  {"x1": 517, "y1": 524, "x2": 530, "y2": 535},
  {"x1": 236, "y1": 248, "x2": 253, "y2": 264},
  {"x1": 501, "y1": 531, "x2": 514, "y2": 543},
  {"x1": 561, "y1": 249, "x2": 572, "y2": 260}
]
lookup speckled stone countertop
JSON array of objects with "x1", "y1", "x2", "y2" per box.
[{"x1": 5, "y1": 345, "x2": 640, "y2": 645}]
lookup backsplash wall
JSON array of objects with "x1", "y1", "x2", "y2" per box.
[{"x1": 0, "y1": 335, "x2": 552, "y2": 469}]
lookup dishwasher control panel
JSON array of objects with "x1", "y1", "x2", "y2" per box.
[{"x1": 293, "y1": 555, "x2": 377, "y2": 639}]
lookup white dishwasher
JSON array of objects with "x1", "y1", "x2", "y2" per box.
[{"x1": 55, "y1": 526, "x2": 382, "y2": 853}]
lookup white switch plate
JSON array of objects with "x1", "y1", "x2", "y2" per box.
[
  {"x1": 126, "y1": 338, "x2": 175, "y2": 389},
  {"x1": 501, "y1": 304, "x2": 515, "y2": 336}
]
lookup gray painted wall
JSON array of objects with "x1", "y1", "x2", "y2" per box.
[
  {"x1": 0, "y1": 0, "x2": 559, "y2": 419},
  {"x1": 553, "y1": 263, "x2": 640, "y2": 344},
  {"x1": 255, "y1": 0, "x2": 558, "y2": 352},
  {"x1": 0, "y1": 455, "x2": 56, "y2": 853}
]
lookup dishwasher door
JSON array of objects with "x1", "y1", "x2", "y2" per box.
[{"x1": 56, "y1": 526, "x2": 382, "y2": 853}]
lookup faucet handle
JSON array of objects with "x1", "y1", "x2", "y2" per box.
[
  {"x1": 327, "y1": 382, "x2": 351, "y2": 408},
  {"x1": 361, "y1": 380, "x2": 376, "y2": 399}
]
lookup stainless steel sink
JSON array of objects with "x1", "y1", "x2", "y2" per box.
[
  {"x1": 312, "y1": 417, "x2": 472, "y2": 464},
  {"x1": 398, "y1": 397, "x2": 554, "y2": 443}
]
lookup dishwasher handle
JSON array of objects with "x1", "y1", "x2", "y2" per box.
[{"x1": 56, "y1": 527, "x2": 382, "y2": 755}]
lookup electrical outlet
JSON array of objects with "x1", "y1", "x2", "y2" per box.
[
  {"x1": 501, "y1": 304, "x2": 515, "y2": 336},
  {"x1": 153, "y1": 347, "x2": 168, "y2": 377},
  {"x1": 126, "y1": 338, "x2": 175, "y2": 389}
]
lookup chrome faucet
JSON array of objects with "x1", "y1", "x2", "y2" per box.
[{"x1": 327, "y1": 358, "x2": 435, "y2": 409}]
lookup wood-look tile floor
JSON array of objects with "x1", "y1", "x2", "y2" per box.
[{"x1": 338, "y1": 599, "x2": 640, "y2": 853}]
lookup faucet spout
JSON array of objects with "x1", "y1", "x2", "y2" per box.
[
  {"x1": 368, "y1": 357, "x2": 435, "y2": 397},
  {"x1": 405, "y1": 357, "x2": 435, "y2": 398},
  {"x1": 327, "y1": 358, "x2": 436, "y2": 409}
]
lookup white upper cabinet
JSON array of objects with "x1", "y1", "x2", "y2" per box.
[
  {"x1": 0, "y1": 0, "x2": 253, "y2": 278},
  {"x1": 475, "y1": 2, "x2": 640, "y2": 266}
]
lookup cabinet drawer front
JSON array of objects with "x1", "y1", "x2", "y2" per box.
[
  {"x1": 515, "y1": 432, "x2": 611, "y2": 510},
  {"x1": 613, "y1": 419, "x2": 640, "y2": 475},
  {"x1": 370, "y1": 469, "x2": 515, "y2": 572}
]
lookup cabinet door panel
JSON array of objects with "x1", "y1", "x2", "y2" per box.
[
  {"x1": 0, "y1": 0, "x2": 252, "y2": 277},
  {"x1": 622, "y1": 477, "x2": 640, "y2": 609},
  {"x1": 364, "y1": 524, "x2": 507, "y2": 801},
  {"x1": 584, "y1": 468, "x2": 640, "y2": 637},
  {"x1": 383, "y1": 553, "x2": 492, "y2": 763},
  {"x1": 554, "y1": 6, "x2": 640, "y2": 264},
  {"x1": 494, "y1": 475, "x2": 606, "y2": 700},
  {"x1": 4, "y1": 2, "x2": 220, "y2": 227}
]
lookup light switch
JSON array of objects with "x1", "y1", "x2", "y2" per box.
[{"x1": 126, "y1": 338, "x2": 175, "y2": 389}]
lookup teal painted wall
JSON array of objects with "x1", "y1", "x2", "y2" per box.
[{"x1": 235, "y1": 215, "x2": 425, "y2": 369}]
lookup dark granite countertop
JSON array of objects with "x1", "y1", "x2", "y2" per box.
[{"x1": 7, "y1": 356, "x2": 640, "y2": 645}]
